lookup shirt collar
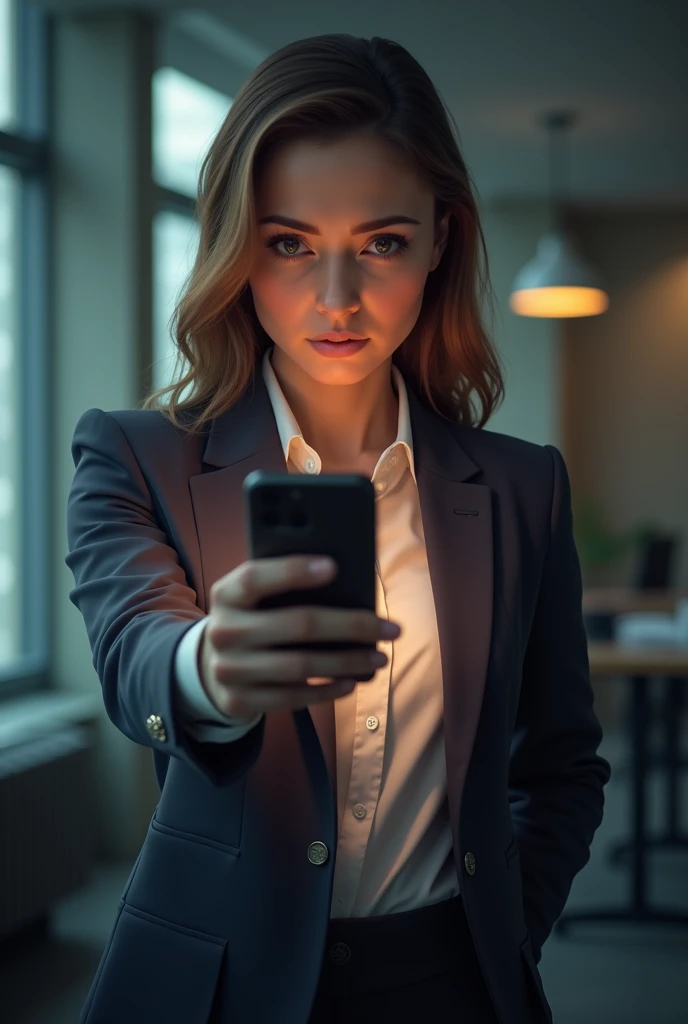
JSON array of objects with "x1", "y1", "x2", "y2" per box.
[{"x1": 261, "y1": 346, "x2": 416, "y2": 484}]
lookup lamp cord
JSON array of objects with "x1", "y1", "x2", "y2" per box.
[{"x1": 543, "y1": 110, "x2": 576, "y2": 234}]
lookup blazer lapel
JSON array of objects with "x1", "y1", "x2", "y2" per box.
[
  {"x1": 405, "y1": 385, "x2": 494, "y2": 826},
  {"x1": 189, "y1": 368, "x2": 494, "y2": 823},
  {"x1": 189, "y1": 374, "x2": 288, "y2": 601}
]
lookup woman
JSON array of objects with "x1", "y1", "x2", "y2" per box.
[{"x1": 66, "y1": 33, "x2": 611, "y2": 1024}]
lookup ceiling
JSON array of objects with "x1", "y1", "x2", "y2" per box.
[{"x1": 32, "y1": 0, "x2": 688, "y2": 205}]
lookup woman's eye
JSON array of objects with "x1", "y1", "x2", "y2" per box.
[
  {"x1": 275, "y1": 236, "x2": 305, "y2": 257},
  {"x1": 265, "y1": 232, "x2": 409, "y2": 262},
  {"x1": 364, "y1": 234, "x2": 410, "y2": 259}
]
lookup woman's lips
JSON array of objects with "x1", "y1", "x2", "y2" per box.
[{"x1": 308, "y1": 338, "x2": 370, "y2": 358}]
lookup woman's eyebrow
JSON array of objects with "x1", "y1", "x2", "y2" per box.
[{"x1": 257, "y1": 214, "x2": 421, "y2": 235}]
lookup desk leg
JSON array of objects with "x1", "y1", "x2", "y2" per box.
[
  {"x1": 632, "y1": 674, "x2": 648, "y2": 908},
  {"x1": 556, "y1": 675, "x2": 688, "y2": 933},
  {"x1": 665, "y1": 677, "x2": 684, "y2": 840},
  {"x1": 609, "y1": 676, "x2": 688, "y2": 863}
]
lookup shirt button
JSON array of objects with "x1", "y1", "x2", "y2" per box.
[
  {"x1": 353, "y1": 804, "x2": 367, "y2": 820},
  {"x1": 366, "y1": 716, "x2": 379, "y2": 731},
  {"x1": 389, "y1": 454, "x2": 398, "y2": 467},
  {"x1": 305, "y1": 457, "x2": 317, "y2": 474},
  {"x1": 464, "y1": 851, "x2": 476, "y2": 875},
  {"x1": 375, "y1": 481, "x2": 386, "y2": 493}
]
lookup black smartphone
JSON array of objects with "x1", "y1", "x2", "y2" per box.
[{"x1": 243, "y1": 470, "x2": 377, "y2": 679}]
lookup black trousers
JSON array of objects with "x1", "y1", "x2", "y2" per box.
[{"x1": 307, "y1": 892, "x2": 501, "y2": 1024}]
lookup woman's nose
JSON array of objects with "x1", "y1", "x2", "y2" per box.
[{"x1": 315, "y1": 261, "x2": 361, "y2": 317}]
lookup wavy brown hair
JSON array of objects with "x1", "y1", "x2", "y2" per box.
[{"x1": 141, "y1": 34, "x2": 505, "y2": 434}]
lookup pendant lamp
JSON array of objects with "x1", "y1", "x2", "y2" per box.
[{"x1": 509, "y1": 111, "x2": 609, "y2": 318}]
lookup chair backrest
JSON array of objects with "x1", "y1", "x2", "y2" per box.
[{"x1": 633, "y1": 533, "x2": 680, "y2": 590}]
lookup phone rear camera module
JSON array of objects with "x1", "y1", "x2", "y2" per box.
[
  {"x1": 261, "y1": 510, "x2": 279, "y2": 528},
  {"x1": 260, "y1": 488, "x2": 282, "y2": 506},
  {"x1": 289, "y1": 510, "x2": 309, "y2": 530}
]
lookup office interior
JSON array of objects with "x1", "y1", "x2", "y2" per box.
[{"x1": 0, "y1": 0, "x2": 687, "y2": 1021}]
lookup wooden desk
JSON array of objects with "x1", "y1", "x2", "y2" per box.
[
  {"x1": 588, "y1": 642, "x2": 688, "y2": 677},
  {"x1": 583, "y1": 588, "x2": 687, "y2": 615},
  {"x1": 556, "y1": 641, "x2": 688, "y2": 935}
]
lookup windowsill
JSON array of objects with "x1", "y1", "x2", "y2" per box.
[{"x1": 0, "y1": 690, "x2": 103, "y2": 750}]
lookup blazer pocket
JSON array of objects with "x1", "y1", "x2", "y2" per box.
[{"x1": 81, "y1": 904, "x2": 227, "y2": 1024}]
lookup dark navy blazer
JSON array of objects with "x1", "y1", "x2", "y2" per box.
[{"x1": 65, "y1": 366, "x2": 611, "y2": 1023}]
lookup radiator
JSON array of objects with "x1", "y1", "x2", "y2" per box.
[{"x1": 0, "y1": 724, "x2": 96, "y2": 940}]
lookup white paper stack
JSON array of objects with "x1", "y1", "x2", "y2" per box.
[{"x1": 614, "y1": 599, "x2": 688, "y2": 647}]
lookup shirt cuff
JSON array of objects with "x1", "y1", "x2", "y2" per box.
[{"x1": 174, "y1": 617, "x2": 264, "y2": 743}]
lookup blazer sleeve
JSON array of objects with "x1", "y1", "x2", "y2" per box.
[
  {"x1": 508, "y1": 443, "x2": 612, "y2": 961},
  {"x1": 65, "y1": 407, "x2": 266, "y2": 788}
]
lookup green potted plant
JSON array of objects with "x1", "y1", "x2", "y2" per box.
[{"x1": 573, "y1": 498, "x2": 658, "y2": 638}]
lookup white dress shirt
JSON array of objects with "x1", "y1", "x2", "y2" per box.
[{"x1": 174, "y1": 347, "x2": 460, "y2": 917}]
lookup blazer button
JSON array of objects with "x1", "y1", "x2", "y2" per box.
[
  {"x1": 307, "y1": 841, "x2": 329, "y2": 865},
  {"x1": 464, "y1": 851, "x2": 476, "y2": 876},
  {"x1": 146, "y1": 714, "x2": 167, "y2": 743},
  {"x1": 329, "y1": 942, "x2": 351, "y2": 965}
]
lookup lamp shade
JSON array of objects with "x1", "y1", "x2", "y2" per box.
[{"x1": 509, "y1": 231, "x2": 609, "y2": 318}]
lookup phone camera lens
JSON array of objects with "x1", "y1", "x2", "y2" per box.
[{"x1": 260, "y1": 488, "x2": 281, "y2": 506}]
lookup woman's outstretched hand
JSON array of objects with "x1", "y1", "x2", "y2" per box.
[{"x1": 198, "y1": 555, "x2": 401, "y2": 721}]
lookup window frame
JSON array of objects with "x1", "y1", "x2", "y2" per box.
[
  {"x1": 0, "y1": 0, "x2": 50, "y2": 697},
  {"x1": 156, "y1": 183, "x2": 196, "y2": 219}
]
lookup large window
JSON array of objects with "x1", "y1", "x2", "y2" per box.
[
  {"x1": 152, "y1": 211, "x2": 200, "y2": 397},
  {"x1": 152, "y1": 67, "x2": 232, "y2": 396},
  {"x1": 0, "y1": 165, "x2": 19, "y2": 667},
  {"x1": 0, "y1": 0, "x2": 49, "y2": 693},
  {"x1": 0, "y1": 0, "x2": 16, "y2": 131}
]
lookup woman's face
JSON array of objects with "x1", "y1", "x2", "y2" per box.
[{"x1": 248, "y1": 132, "x2": 449, "y2": 387}]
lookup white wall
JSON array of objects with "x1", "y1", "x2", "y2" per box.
[
  {"x1": 480, "y1": 200, "x2": 561, "y2": 448},
  {"x1": 562, "y1": 206, "x2": 688, "y2": 589}
]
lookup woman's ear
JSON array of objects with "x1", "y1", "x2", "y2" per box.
[{"x1": 429, "y1": 211, "x2": 451, "y2": 271}]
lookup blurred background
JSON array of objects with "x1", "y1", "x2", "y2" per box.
[{"x1": 0, "y1": 0, "x2": 687, "y2": 1021}]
